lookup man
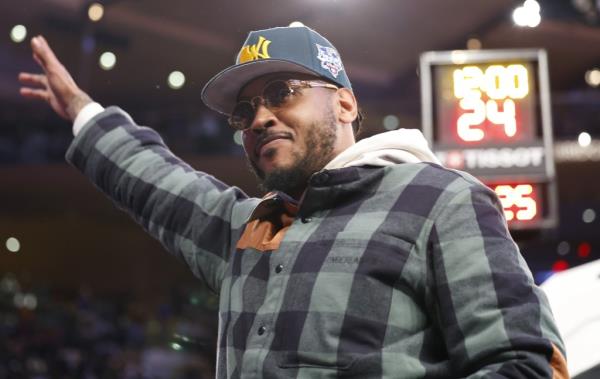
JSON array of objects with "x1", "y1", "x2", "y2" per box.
[{"x1": 20, "y1": 26, "x2": 568, "y2": 378}]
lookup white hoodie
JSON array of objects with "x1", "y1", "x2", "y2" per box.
[{"x1": 325, "y1": 128, "x2": 441, "y2": 170}]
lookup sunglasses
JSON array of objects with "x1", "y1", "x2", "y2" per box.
[{"x1": 228, "y1": 79, "x2": 338, "y2": 130}]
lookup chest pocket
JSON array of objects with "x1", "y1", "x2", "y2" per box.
[{"x1": 276, "y1": 231, "x2": 417, "y2": 370}]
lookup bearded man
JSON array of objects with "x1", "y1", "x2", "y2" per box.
[{"x1": 19, "y1": 26, "x2": 568, "y2": 378}]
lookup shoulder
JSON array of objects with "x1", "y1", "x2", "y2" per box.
[
  {"x1": 382, "y1": 162, "x2": 491, "y2": 195},
  {"x1": 374, "y1": 163, "x2": 500, "y2": 222}
]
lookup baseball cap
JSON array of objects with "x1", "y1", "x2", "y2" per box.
[{"x1": 201, "y1": 25, "x2": 352, "y2": 116}]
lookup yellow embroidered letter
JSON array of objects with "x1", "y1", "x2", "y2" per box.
[{"x1": 238, "y1": 36, "x2": 271, "y2": 63}]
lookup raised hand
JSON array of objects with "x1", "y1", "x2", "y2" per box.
[{"x1": 19, "y1": 35, "x2": 93, "y2": 121}]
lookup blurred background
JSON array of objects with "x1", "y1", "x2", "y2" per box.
[{"x1": 1, "y1": 0, "x2": 600, "y2": 378}]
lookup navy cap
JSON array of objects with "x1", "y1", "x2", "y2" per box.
[{"x1": 201, "y1": 26, "x2": 351, "y2": 115}]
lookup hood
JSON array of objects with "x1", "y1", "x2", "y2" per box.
[{"x1": 325, "y1": 129, "x2": 441, "y2": 170}]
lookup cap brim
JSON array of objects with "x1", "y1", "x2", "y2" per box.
[{"x1": 201, "y1": 59, "x2": 319, "y2": 115}]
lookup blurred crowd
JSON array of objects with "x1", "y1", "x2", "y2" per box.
[
  {"x1": 0, "y1": 273, "x2": 218, "y2": 379},
  {"x1": 0, "y1": 106, "x2": 241, "y2": 165}
]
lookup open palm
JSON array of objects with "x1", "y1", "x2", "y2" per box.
[{"x1": 18, "y1": 35, "x2": 92, "y2": 121}]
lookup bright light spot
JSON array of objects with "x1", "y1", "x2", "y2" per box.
[
  {"x1": 583, "y1": 208, "x2": 596, "y2": 223},
  {"x1": 551, "y1": 260, "x2": 569, "y2": 272},
  {"x1": 23, "y1": 294, "x2": 37, "y2": 310},
  {"x1": 450, "y1": 51, "x2": 467, "y2": 64},
  {"x1": 171, "y1": 342, "x2": 182, "y2": 351},
  {"x1": 6, "y1": 237, "x2": 20, "y2": 253},
  {"x1": 513, "y1": 7, "x2": 529, "y2": 27},
  {"x1": 578, "y1": 132, "x2": 591, "y2": 147},
  {"x1": 10, "y1": 25, "x2": 27, "y2": 43},
  {"x1": 289, "y1": 21, "x2": 305, "y2": 27},
  {"x1": 585, "y1": 69, "x2": 600, "y2": 87},
  {"x1": 524, "y1": 0, "x2": 541, "y2": 13},
  {"x1": 168, "y1": 71, "x2": 185, "y2": 90},
  {"x1": 467, "y1": 38, "x2": 482, "y2": 50},
  {"x1": 513, "y1": 1, "x2": 541, "y2": 28},
  {"x1": 382, "y1": 115, "x2": 400, "y2": 130},
  {"x1": 233, "y1": 130, "x2": 244, "y2": 146},
  {"x1": 88, "y1": 3, "x2": 104, "y2": 22},
  {"x1": 557, "y1": 241, "x2": 570, "y2": 256},
  {"x1": 99, "y1": 51, "x2": 116, "y2": 70},
  {"x1": 527, "y1": 12, "x2": 541, "y2": 27},
  {"x1": 577, "y1": 242, "x2": 592, "y2": 258}
]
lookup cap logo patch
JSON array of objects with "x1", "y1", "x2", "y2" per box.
[
  {"x1": 238, "y1": 36, "x2": 272, "y2": 63},
  {"x1": 315, "y1": 43, "x2": 343, "y2": 78}
]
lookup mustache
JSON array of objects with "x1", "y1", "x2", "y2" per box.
[{"x1": 254, "y1": 131, "x2": 294, "y2": 156}]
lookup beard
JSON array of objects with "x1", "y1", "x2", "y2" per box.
[{"x1": 248, "y1": 108, "x2": 338, "y2": 197}]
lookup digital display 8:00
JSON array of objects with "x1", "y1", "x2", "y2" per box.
[{"x1": 435, "y1": 62, "x2": 537, "y2": 146}]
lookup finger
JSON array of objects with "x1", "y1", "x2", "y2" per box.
[
  {"x1": 31, "y1": 35, "x2": 60, "y2": 70},
  {"x1": 31, "y1": 37, "x2": 46, "y2": 67},
  {"x1": 20, "y1": 87, "x2": 50, "y2": 102},
  {"x1": 32, "y1": 53, "x2": 46, "y2": 75},
  {"x1": 18, "y1": 72, "x2": 48, "y2": 87}
]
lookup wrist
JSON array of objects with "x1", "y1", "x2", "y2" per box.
[
  {"x1": 66, "y1": 91, "x2": 93, "y2": 122},
  {"x1": 72, "y1": 102, "x2": 105, "y2": 136}
]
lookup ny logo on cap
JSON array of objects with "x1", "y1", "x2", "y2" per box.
[{"x1": 238, "y1": 36, "x2": 272, "y2": 63}]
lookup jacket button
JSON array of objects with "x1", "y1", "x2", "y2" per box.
[
  {"x1": 258, "y1": 326, "x2": 267, "y2": 335},
  {"x1": 275, "y1": 264, "x2": 284, "y2": 274}
]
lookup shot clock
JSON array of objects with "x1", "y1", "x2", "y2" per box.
[{"x1": 420, "y1": 49, "x2": 558, "y2": 230}]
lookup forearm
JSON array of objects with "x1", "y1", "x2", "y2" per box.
[{"x1": 66, "y1": 106, "x2": 258, "y2": 292}]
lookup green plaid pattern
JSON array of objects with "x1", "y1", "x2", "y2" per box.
[{"x1": 66, "y1": 107, "x2": 567, "y2": 378}]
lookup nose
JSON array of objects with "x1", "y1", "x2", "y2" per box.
[
  {"x1": 248, "y1": 103, "x2": 277, "y2": 133},
  {"x1": 242, "y1": 104, "x2": 277, "y2": 156}
]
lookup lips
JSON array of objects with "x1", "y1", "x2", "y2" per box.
[{"x1": 255, "y1": 132, "x2": 292, "y2": 157}]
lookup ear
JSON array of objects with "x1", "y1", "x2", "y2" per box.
[{"x1": 335, "y1": 88, "x2": 358, "y2": 125}]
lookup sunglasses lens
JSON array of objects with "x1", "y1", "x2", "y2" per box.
[
  {"x1": 263, "y1": 81, "x2": 293, "y2": 107},
  {"x1": 229, "y1": 102, "x2": 255, "y2": 130}
]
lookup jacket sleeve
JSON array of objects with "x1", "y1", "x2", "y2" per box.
[
  {"x1": 428, "y1": 180, "x2": 569, "y2": 378},
  {"x1": 65, "y1": 106, "x2": 260, "y2": 293}
]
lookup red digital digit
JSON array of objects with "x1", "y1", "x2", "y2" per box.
[{"x1": 493, "y1": 184, "x2": 538, "y2": 221}]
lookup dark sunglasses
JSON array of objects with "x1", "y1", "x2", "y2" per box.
[{"x1": 228, "y1": 79, "x2": 338, "y2": 130}]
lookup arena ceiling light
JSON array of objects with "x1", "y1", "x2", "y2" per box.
[
  {"x1": 5, "y1": 237, "x2": 20, "y2": 253},
  {"x1": 99, "y1": 51, "x2": 116, "y2": 70},
  {"x1": 168, "y1": 71, "x2": 186, "y2": 89},
  {"x1": 466, "y1": 38, "x2": 482, "y2": 50},
  {"x1": 582, "y1": 209, "x2": 596, "y2": 224},
  {"x1": 10, "y1": 25, "x2": 27, "y2": 43},
  {"x1": 88, "y1": 3, "x2": 105, "y2": 22},
  {"x1": 578, "y1": 132, "x2": 592, "y2": 147},
  {"x1": 513, "y1": 0, "x2": 542, "y2": 28},
  {"x1": 585, "y1": 68, "x2": 600, "y2": 87}
]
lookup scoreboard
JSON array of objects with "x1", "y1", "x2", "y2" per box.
[{"x1": 420, "y1": 49, "x2": 558, "y2": 230}]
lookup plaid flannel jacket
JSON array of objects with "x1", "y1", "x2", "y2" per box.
[{"x1": 66, "y1": 107, "x2": 568, "y2": 378}]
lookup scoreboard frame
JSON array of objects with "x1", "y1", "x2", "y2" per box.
[{"x1": 419, "y1": 49, "x2": 558, "y2": 230}]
